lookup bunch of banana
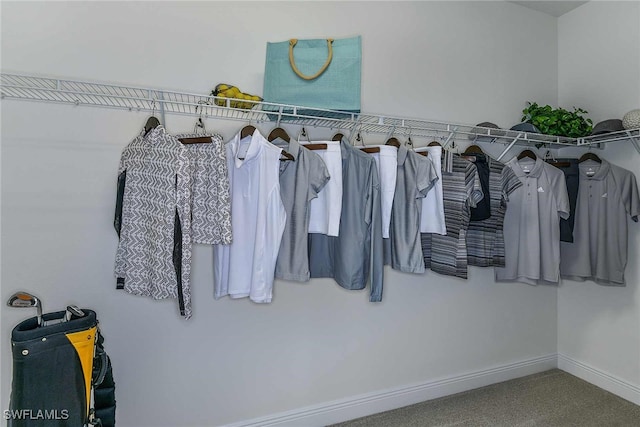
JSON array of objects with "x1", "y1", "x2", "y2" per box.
[{"x1": 212, "y1": 84, "x2": 262, "y2": 109}]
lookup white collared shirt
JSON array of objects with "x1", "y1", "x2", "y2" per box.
[{"x1": 214, "y1": 130, "x2": 286, "y2": 303}]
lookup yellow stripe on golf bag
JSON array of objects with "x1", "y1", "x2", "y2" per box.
[{"x1": 66, "y1": 326, "x2": 97, "y2": 418}]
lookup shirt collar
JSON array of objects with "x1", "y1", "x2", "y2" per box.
[
  {"x1": 232, "y1": 129, "x2": 264, "y2": 168},
  {"x1": 340, "y1": 138, "x2": 353, "y2": 160},
  {"x1": 397, "y1": 145, "x2": 409, "y2": 165},
  {"x1": 271, "y1": 137, "x2": 300, "y2": 160},
  {"x1": 143, "y1": 124, "x2": 167, "y2": 144},
  {"x1": 509, "y1": 155, "x2": 545, "y2": 178},
  {"x1": 580, "y1": 159, "x2": 610, "y2": 180}
]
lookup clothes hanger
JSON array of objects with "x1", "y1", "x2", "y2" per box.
[
  {"x1": 144, "y1": 117, "x2": 160, "y2": 136},
  {"x1": 517, "y1": 149, "x2": 537, "y2": 160},
  {"x1": 463, "y1": 144, "x2": 484, "y2": 154},
  {"x1": 332, "y1": 132, "x2": 344, "y2": 141},
  {"x1": 268, "y1": 126, "x2": 290, "y2": 143},
  {"x1": 352, "y1": 131, "x2": 380, "y2": 153},
  {"x1": 543, "y1": 149, "x2": 571, "y2": 168},
  {"x1": 266, "y1": 126, "x2": 295, "y2": 160},
  {"x1": 143, "y1": 99, "x2": 161, "y2": 136},
  {"x1": 428, "y1": 141, "x2": 442, "y2": 147},
  {"x1": 406, "y1": 128, "x2": 415, "y2": 151},
  {"x1": 385, "y1": 137, "x2": 401, "y2": 148},
  {"x1": 297, "y1": 127, "x2": 328, "y2": 150},
  {"x1": 179, "y1": 103, "x2": 215, "y2": 144},
  {"x1": 280, "y1": 150, "x2": 295, "y2": 161},
  {"x1": 361, "y1": 146, "x2": 381, "y2": 153},
  {"x1": 241, "y1": 124, "x2": 256, "y2": 139},
  {"x1": 578, "y1": 152, "x2": 602, "y2": 163}
]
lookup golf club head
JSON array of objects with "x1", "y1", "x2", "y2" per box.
[
  {"x1": 64, "y1": 305, "x2": 85, "y2": 321},
  {"x1": 67, "y1": 305, "x2": 85, "y2": 318},
  {"x1": 7, "y1": 291, "x2": 43, "y2": 326}
]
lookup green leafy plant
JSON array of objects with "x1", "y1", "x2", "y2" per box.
[{"x1": 522, "y1": 102, "x2": 593, "y2": 138}]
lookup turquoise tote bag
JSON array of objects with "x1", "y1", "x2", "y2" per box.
[{"x1": 263, "y1": 36, "x2": 361, "y2": 117}]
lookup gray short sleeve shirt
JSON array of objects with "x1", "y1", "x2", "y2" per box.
[
  {"x1": 389, "y1": 147, "x2": 438, "y2": 273},
  {"x1": 496, "y1": 157, "x2": 570, "y2": 285},
  {"x1": 273, "y1": 138, "x2": 330, "y2": 281},
  {"x1": 560, "y1": 159, "x2": 640, "y2": 285},
  {"x1": 309, "y1": 140, "x2": 384, "y2": 302}
]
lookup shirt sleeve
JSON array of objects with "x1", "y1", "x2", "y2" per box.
[
  {"x1": 308, "y1": 151, "x2": 331, "y2": 202},
  {"x1": 175, "y1": 144, "x2": 193, "y2": 318},
  {"x1": 620, "y1": 168, "x2": 640, "y2": 222},
  {"x1": 501, "y1": 163, "x2": 523, "y2": 201},
  {"x1": 553, "y1": 169, "x2": 570, "y2": 220},
  {"x1": 214, "y1": 136, "x2": 233, "y2": 243},
  {"x1": 367, "y1": 161, "x2": 384, "y2": 302},
  {"x1": 417, "y1": 155, "x2": 439, "y2": 198},
  {"x1": 114, "y1": 147, "x2": 130, "y2": 288},
  {"x1": 466, "y1": 162, "x2": 484, "y2": 208}
]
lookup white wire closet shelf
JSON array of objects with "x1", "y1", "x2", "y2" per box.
[{"x1": 1, "y1": 72, "x2": 639, "y2": 156}]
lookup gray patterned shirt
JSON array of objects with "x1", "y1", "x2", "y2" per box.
[
  {"x1": 179, "y1": 134, "x2": 232, "y2": 245},
  {"x1": 115, "y1": 126, "x2": 193, "y2": 318}
]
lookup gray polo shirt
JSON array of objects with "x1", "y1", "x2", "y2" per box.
[
  {"x1": 496, "y1": 157, "x2": 570, "y2": 285},
  {"x1": 309, "y1": 139, "x2": 384, "y2": 302},
  {"x1": 389, "y1": 146, "x2": 438, "y2": 273},
  {"x1": 272, "y1": 138, "x2": 330, "y2": 281},
  {"x1": 560, "y1": 159, "x2": 639, "y2": 286}
]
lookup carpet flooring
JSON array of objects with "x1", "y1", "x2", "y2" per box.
[{"x1": 329, "y1": 369, "x2": 640, "y2": 427}]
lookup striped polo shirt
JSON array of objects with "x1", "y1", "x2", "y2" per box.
[
  {"x1": 421, "y1": 155, "x2": 484, "y2": 278},
  {"x1": 463, "y1": 153, "x2": 522, "y2": 267}
]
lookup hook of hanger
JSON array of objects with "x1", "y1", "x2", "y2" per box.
[
  {"x1": 406, "y1": 126, "x2": 414, "y2": 149},
  {"x1": 297, "y1": 126, "x2": 312, "y2": 144},
  {"x1": 384, "y1": 125, "x2": 396, "y2": 142}
]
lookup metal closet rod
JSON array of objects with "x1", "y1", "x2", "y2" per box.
[{"x1": 1, "y1": 72, "x2": 638, "y2": 155}]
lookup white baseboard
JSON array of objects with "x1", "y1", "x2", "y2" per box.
[
  {"x1": 223, "y1": 354, "x2": 557, "y2": 427},
  {"x1": 557, "y1": 353, "x2": 640, "y2": 405}
]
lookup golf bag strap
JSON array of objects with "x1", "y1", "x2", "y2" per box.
[{"x1": 90, "y1": 330, "x2": 116, "y2": 427}]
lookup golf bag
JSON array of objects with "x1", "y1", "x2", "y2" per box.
[{"x1": 7, "y1": 309, "x2": 115, "y2": 426}]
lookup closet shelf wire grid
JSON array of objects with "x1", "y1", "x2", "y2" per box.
[{"x1": 1, "y1": 73, "x2": 639, "y2": 154}]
